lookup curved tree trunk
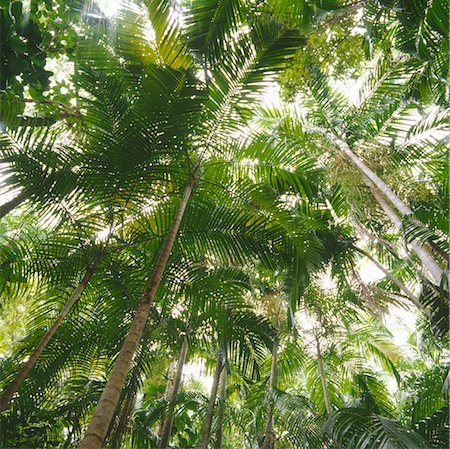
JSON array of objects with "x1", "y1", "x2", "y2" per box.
[
  {"x1": 315, "y1": 337, "x2": 331, "y2": 415},
  {"x1": 261, "y1": 338, "x2": 279, "y2": 449},
  {"x1": 214, "y1": 367, "x2": 227, "y2": 449},
  {"x1": 0, "y1": 255, "x2": 101, "y2": 412},
  {"x1": 370, "y1": 185, "x2": 443, "y2": 283},
  {"x1": 351, "y1": 218, "x2": 398, "y2": 255},
  {"x1": 158, "y1": 337, "x2": 189, "y2": 449},
  {"x1": 200, "y1": 349, "x2": 223, "y2": 449},
  {"x1": 110, "y1": 395, "x2": 135, "y2": 449},
  {"x1": 79, "y1": 175, "x2": 195, "y2": 449},
  {"x1": 352, "y1": 245, "x2": 429, "y2": 314},
  {"x1": 0, "y1": 191, "x2": 28, "y2": 220}
]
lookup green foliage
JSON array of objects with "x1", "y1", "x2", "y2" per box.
[{"x1": 0, "y1": 0, "x2": 448, "y2": 448}]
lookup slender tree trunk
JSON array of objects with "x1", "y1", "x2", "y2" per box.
[
  {"x1": 315, "y1": 337, "x2": 332, "y2": 415},
  {"x1": 370, "y1": 185, "x2": 443, "y2": 283},
  {"x1": 110, "y1": 395, "x2": 135, "y2": 449},
  {"x1": 351, "y1": 218, "x2": 398, "y2": 254},
  {"x1": 0, "y1": 191, "x2": 27, "y2": 220},
  {"x1": 331, "y1": 135, "x2": 416, "y2": 217},
  {"x1": 261, "y1": 338, "x2": 279, "y2": 449},
  {"x1": 157, "y1": 360, "x2": 177, "y2": 436},
  {"x1": 158, "y1": 337, "x2": 189, "y2": 449},
  {"x1": 214, "y1": 367, "x2": 227, "y2": 449},
  {"x1": 79, "y1": 175, "x2": 195, "y2": 449},
  {"x1": 328, "y1": 136, "x2": 444, "y2": 276},
  {"x1": 334, "y1": 135, "x2": 449, "y2": 255},
  {"x1": 0, "y1": 256, "x2": 100, "y2": 412},
  {"x1": 200, "y1": 350, "x2": 223, "y2": 449},
  {"x1": 352, "y1": 245, "x2": 429, "y2": 314}
]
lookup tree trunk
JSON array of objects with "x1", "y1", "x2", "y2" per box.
[
  {"x1": 352, "y1": 245, "x2": 429, "y2": 314},
  {"x1": 157, "y1": 360, "x2": 177, "y2": 437},
  {"x1": 79, "y1": 175, "x2": 195, "y2": 449},
  {"x1": 351, "y1": 218, "x2": 398, "y2": 255},
  {"x1": 200, "y1": 350, "x2": 223, "y2": 449},
  {"x1": 0, "y1": 191, "x2": 27, "y2": 219},
  {"x1": 214, "y1": 367, "x2": 227, "y2": 449},
  {"x1": 331, "y1": 135, "x2": 416, "y2": 217},
  {"x1": 110, "y1": 395, "x2": 135, "y2": 449},
  {"x1": 0, "y1": 256, "x2": 100, "y2": 412},
  {"x1": 315, "y1": 337, "x2": 331, "y2": 415},
  {"x1": 329, "y1": 137, "x2": 443, "y2": 279},
  {"x1": 370, "y1": 185, "x2": 443, "y2": 283},
  {"x1": 261, "y1": 338, "x2": 279, "y2": 449},
  {"x1": 158, "y1": 337, "x2": 189, "y2": 449}
]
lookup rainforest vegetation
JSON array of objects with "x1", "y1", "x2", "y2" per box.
[{"x1": 0, "y1": 0, "x2": 448, "y2": 448}]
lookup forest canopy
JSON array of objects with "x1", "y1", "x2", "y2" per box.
[{"x1": 0, "y1": 0, "x2": 448, "y2": 448}]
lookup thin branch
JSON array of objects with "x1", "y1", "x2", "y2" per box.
[
  {"x1": 22, "y1": 98, "x2": 79, "y2": 113},
  {"x1": 33, "y1": 25, "x2": 72, "y2": 57}
]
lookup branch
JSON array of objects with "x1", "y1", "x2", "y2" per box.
[
  {"x1": 33, "y1": 25, "x2": 72, "y2": 57},
  {"x1": 9, "y1": 111, "x2": 82, "y2": 127},
  {"x1": 320, "y1": 0, "x2": 368, "y2": 28},
  {"x1": 22, "y1": 98, "x2": 78, "y2": 113}
]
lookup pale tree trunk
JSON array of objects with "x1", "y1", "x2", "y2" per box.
[
  {"x1": 370, "y1": 185, "x2": 443, "y2": 283},
  {"x1": 315, "y1": 337, "x2": 331, "y2": 416},
  {"x1": 261, "y1": 338, "x2": 279, "y2": 449},
  {"x1": 0, "y1": 255, "x2": 101, "y2": 412},
  {"x1": 0, "y1": 191, "x2": 27, "y2": 219},
  {"x1": 351, "y1": 218, "x2": 398, "y2": 254},
  {"x1": 331, "y1": 135, "x2": 417, "y2": 217},
  {"x1": 158, "y1": 337, "x2": 189, "y2": 449},
  {"x1": 214, "y1": 368, "x2": 227, "y2": 449},
  {"x1": 352, "y1": 245, "x2": 429, "y2": 314},
  {"x1": 110, "y1": 395, "x2": 135, "y2": 449},
  {"x1": 352, "y1": 205, "x2": 447, "y2": 262},
  {"x1": 333, "y1": 136, "x2": 445, "y2": 272},
  {"x1": 79, "y1": 176, "x2": 195, "y2": 449},
  {"x1": 200, "y1": 350, "x2": 223, "y2": 449},
  {"x1": 157, "y1": 360, "x2": 177, "y2": 436}
]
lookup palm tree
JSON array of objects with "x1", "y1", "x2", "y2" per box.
[
  {"x1": 158, "y1": 335, "x2": 189, "y2": 449},
  {"x1": 214, "y1": 365, "x2": 228, "y2": 449},
  {"x1": 0, "y1": 249, "x2": 102, "y2": 412},
  {"x1": 75, "y1": 1, "x2": 307, "y2": 446},
  {"x1": 0, "y1": 1, "x2": 448, "y2": 448},
  {"x1": 253, "y1": 66, "x2": 447, "y2": 286}
]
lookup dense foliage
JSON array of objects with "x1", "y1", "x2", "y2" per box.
[{"x1": 0, "y1": 0, "x2": 448, "y2": 448}]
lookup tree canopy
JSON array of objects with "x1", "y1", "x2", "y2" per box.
[{"x1": 0, "y1": 1, "x2": 448, "y2": 448}]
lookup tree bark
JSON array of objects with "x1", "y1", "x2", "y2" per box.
[
  {"x1": 214, "y1": 367, "x2": 227, "y2": 449},
  {"x1": 110, "y1": 395, "x2": 135, "y2": 449},
  {"x1": 158, "y1": 337, "x2": 189, "y2": 449},
  {"x1": 369, "y1": 185, "x2": 443, "y2": 283},
  {"x1": 0, "y1": 256, "x2": 100, "y2": 412},
  {"x1": 315, "y1": 337, "x2": 332, "y2": 416},
  {"x1": 79, "y1": 175, "x2": 195, "y2": 449},
  {"x1": 0, "y1": 191, "x2": 28, "y2": 220},
  {"x1": 261, "y1": 338, "x2": 279, "y2": 449},
  {"x1": 352, "y1": 245, "x2": 429, "y2": 314},
  {"x1": 200, "y1": 349, "x2": 223, "y2": 449}
]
